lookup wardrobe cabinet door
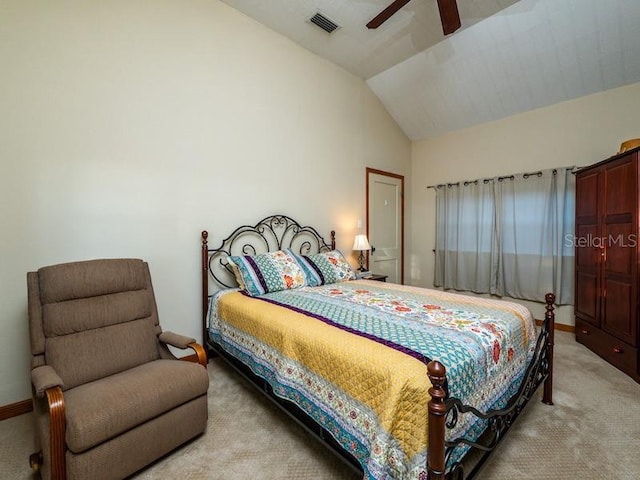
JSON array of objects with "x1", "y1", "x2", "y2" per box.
[
  {"x1": 601, "y1": 156, "x2": 638, "y2": 347},
  {"x1": 575, "y1": 169, "x2": 601, "y2": 327}
]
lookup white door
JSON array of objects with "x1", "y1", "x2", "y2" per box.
[{"x1": 367, "y1": 169, "x2": 404, "y2": 284}]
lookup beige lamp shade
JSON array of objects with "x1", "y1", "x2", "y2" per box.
[{"x1": 353, "y1": 234, "x2": 371, "y2": 251}]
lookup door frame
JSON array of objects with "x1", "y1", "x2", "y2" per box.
[{"x1": 366, "y1": 167, "x2": 405, "y2": 284}]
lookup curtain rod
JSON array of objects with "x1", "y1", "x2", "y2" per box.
[{"x1": 426, "y1": 168, "x2": 564, "y2": 189}]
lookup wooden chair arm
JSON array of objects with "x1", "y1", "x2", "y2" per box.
[
  {"x1": 45, "y1": 386, "x2": 66, "y2": 480},
  {"x1": 159, "y1": 331, "x2": 207, "y2": 367},
  {"x1": 185, "y1": 342, "x2": 208, "y2": 367}
]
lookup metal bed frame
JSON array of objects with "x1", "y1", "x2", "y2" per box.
[{"x1": 200, "y1": 214, "x2": 555, "y2": 479}]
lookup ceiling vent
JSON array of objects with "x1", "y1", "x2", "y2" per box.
[{"x1": 308, "y1": 12, "x2": 341, "y2": 34}]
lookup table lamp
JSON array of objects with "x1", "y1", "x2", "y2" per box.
[{"x1": 352, "y1": 234, "x2": 371, "y2": 272}]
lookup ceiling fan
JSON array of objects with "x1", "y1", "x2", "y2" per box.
[{"x1": 367, "y1": 0, "x2": 461, "y2": 35}]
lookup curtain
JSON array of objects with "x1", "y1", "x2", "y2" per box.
[
  {"x1": 434, "y1": 167, "x2": 575, "y2": 304},
  {"x1": 435, "y1": 180, "x2": 497, "y2": 294}
]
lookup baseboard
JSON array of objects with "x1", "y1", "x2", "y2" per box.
[
  {"x1": 0, "y1": 398, "x2": 33, "y2": 421},
  {"x1": 536, "y1": 319, "x2": 575, "y2": 333}
]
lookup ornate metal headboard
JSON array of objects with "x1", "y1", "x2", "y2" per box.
[{"x1": 201, "y1": 214, "x2": 336, "y2": 293}]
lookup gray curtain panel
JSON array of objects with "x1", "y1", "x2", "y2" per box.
[
  {"x1": 434, "y1": 167, "x2": 575, "y2": 304},
  {"x1": 434, "y1": 179, "x2": 498, "y2": 294}
]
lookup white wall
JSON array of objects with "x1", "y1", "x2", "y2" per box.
[
  {"x1": 410, "y1": 81, "x2": 640, "y2": 325},
  {"x1": 0, "y1": 0, "x2": 411, "y2": 405}
]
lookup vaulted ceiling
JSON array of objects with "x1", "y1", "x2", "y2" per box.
[{"x1": 222, "y1": 0, "x2": 640, "y2": 140}]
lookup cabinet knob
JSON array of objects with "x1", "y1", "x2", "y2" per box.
[
  {"x1": 580, "y1": 329, "x2": 589, "y2": 335},
  {"x1": 613, "y1": 346, "x2": 623, "y2": 354}
]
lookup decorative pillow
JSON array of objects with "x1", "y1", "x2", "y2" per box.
[
  {"x1": 290, "y1": 249, "x2": 356, "y2": 286},
  {"x1": 228, "y1": 250, "x2": 307, "y2": 297}
]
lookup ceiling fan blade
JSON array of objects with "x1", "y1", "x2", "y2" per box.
[
  {"x1": 437, "y1": 0, "x2": 461, "y2": 35},
  {"x1": 367, "y1": 0, "x2": 412, "y2": 29}
]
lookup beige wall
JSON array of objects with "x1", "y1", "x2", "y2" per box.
[
  {"x1": 410, "y1": 81, "x2": 640, "y2": 325},
  {"x1": 0, "y1": 1, "x2": 411, "y2": 405}
]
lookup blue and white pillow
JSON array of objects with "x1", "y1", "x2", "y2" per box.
[
  {"x1": 289, "y1": 249, "x2": 356, "y2": 286},
  {"x1": 228, "y1": 250, "x2": 307, "y2": 297}
]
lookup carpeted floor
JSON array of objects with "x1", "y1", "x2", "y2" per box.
[{"x1": 2, "y1": 331, "x2": 639, "y2": 479}]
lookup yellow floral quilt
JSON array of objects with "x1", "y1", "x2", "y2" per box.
[{"x1": 208, "y1": 280, "x2": 536, "y2": 479}]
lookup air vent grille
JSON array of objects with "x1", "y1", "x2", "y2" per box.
[{"x1": 309, "y1": 12, "x2": 340, "y2": 34}]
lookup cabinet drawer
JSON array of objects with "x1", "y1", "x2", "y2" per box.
[{"x1": 576, "y1": 319, "x2": 638, "y2": 378}]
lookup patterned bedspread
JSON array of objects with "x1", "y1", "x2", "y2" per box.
[{"x1": 207, "y1": 280, "x2": 536, "y2": 479}]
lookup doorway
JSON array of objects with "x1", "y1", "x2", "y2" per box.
[{"x1": 366, "y1": 168, "x2": 404, "y2": 284}]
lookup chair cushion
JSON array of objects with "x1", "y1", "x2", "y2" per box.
[
  {"x1": 46, "y1": 314, "x2": 160, "y2": 390},
  {"x1": 38, "y1": 259, "x2": 148, "y2": 304},
  {"x1": 63, "y1": 359, "x2": 209, "y2": 453}
]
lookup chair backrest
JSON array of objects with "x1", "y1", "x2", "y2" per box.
[{"x1": 28, "y1": 259, "x2": 162, "y2": 390}]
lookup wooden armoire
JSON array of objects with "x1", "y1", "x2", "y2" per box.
[{"x1": 575, "y1": 146, "x2": 640, "y2": 383}]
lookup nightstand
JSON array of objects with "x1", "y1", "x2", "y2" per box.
[{"x1": 367, "y1": 274, "x2": 388, "y2": 282}]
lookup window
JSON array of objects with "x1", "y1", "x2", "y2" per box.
[{"x1": 434, "y1": 168, "x2": 575, "y2": 304}]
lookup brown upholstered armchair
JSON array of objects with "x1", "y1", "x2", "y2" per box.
[{"x1": 27, "y1": 259, "x2": 210, "y2": 480}]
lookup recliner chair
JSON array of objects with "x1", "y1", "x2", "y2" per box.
[{"x1": 27, "y1": 258, "x2": 210, "y2": 480}]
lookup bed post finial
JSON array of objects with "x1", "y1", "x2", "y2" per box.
[
  {"x1": 543, "y1": 292, "x2": 555, "y2": 405},
  {"x1": 330, "y1": 230, "x2": 336, "y2": 250},
  {"x1": 427, "y1": 360, "x2": 447, "y2": 480}
]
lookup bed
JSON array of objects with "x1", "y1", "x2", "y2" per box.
[{"x1": 201, "y1": 215, "x2": 555, "y2": 480}]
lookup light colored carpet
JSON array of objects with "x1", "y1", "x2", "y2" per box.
[{"x1": 2, "y1": 331, "x2": 639, "y2": 479}]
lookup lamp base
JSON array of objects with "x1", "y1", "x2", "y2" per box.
[{"x1": 357, "y1": 251, "x2": 367, "y2": 272}]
